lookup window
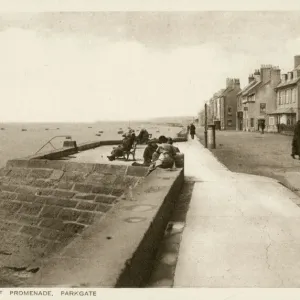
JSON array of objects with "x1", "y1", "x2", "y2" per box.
[
  {"x1": 277, "y1": 92, "x2": 280, "y2": 105},
  {"x1": 244, "y1": 107, "x2": 248, "y2": 111},
  {"x1": 227, "y1": 120, "x2": 232, "y2": 126},
  {"x1": 228, "y1": 106, "x2": 232, "y2": 116},
  {"x1": 269, "y1": 117, "x2": 275, "y2": 126},
  {"x1": 286, "y1": 89, "x2": 292, "y2": 103},
  {"x1": 250, "y1": 118, "x2": 254, "y2": 127},
  {"x1": 285, "y1": 90, "x2": 288, "y2": 104},
  {"x1": 260, "y1": 103, "x2": 266, "y2": 114},
  {"x1": 281, "y1": 91, "x2": 285, "y2": 104},
  {"x1": 292, "y1": 88, "x2": 297, "y2": 103}
]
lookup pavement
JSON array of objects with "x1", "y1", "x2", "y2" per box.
[
  {"x1": 174, "y1": 138, "x2": 300, "y2": 288},
  {"x1": 65, "y1": 145, "x2": 146, "y2": 165}
]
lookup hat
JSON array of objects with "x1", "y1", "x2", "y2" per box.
[{"x1": 167, "y1": 137, "x2": 173, "y2": 144}]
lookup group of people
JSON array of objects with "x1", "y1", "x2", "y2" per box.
[
  {"x1": 132, "y1": 135, "x2": 180, "y2": 174},
  {"x1": 107, "y1": 127, "x2": 185, "y2": 175}
]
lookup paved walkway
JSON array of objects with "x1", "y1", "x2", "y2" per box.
[{"x1": 174, "y1": 138, "x2": 300, "y2": 288}]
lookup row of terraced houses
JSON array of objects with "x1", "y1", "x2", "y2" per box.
[{"x1": 199, "y1": 55, "x2": 300, "y2": 133}]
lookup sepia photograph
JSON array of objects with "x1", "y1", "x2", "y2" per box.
[{"x1": 1, "y1": 9, "x2": 300, "y2": 293}]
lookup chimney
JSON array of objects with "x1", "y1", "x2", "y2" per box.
[
  {"x1": 288, "y1": 71, "x2": 293, "y2": 81},
  {"x1": 248, "y1": 74, "x2": 255, "y2": 83},
  {"x1": 253, "y1": 69, "x2": 261, "y2": 81},
  {"x1": 234, "y1": 78, "x2": 240, "y2": 88},
  {"x1": 260, "y1": 65, "x2": 272, "y2": 83},
  {"x1": 271, "y1": 67, "x2": 281, "y2": 85},
  {"x1": 294, "y1": 55, "x2": 300, "y2": 69},
  {"x1": 226, "y1": 78, "x2": 234, "y2": 88}
]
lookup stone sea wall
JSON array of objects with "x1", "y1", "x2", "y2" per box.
[{"x1": 0, "y1": 160, "x2": 147, "y2": 285}]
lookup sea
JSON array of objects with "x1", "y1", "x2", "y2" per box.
[{"x1": 0, "y1": 121, "x2": 182, "y2": 168}]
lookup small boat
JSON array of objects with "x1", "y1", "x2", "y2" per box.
[
  {"x1": 117, "y1": 130, "x2": 124, "y2": 134},
  {"x1": 156, "y1": 130, "x2": 160, "y2": 133},
  {"x1": 57, "y1": 128, "x2": 60, "y2": 130},
  {"x1": 98, "y1": 130, "x2": 104, "y2": 133},
  {"x1": 0, "y1": 128, "x2": 5, "y2": 130},
  {"x1": 95, "y1": 134, "x2": 101, "y2": 137},
  {"x1": 22, "y1": 129, "x2": 27, "y2": 132},
  {"x1": 88, "y1": 126, "x2": 92, "y2": 128},
  {"x1": 45, "y1": 128, "x2": 49, "y2": 131}
]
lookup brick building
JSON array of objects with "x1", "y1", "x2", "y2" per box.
[{"x1": 238, "y1": 65, "x2": 281, "y2": 132}]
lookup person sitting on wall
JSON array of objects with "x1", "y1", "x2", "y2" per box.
[
  {"x1": 107, "y1": 132, "x2": 134, "y2": 161},
  {"x1": 146, "y1": 136, "x2": 178, "y2": 175},
  {"x1": 132, "y1": 139, "x2": 158, "y2": 167},
  {"x1": 167, "y1": 137, "x2": 180, "y2": 153},
  {"x1": 137, "y1": 128, "x2": 150, "y2": 144}
]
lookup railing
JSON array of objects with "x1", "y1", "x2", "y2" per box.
[{"x1": 35, "y1": 135, "x2": 72, "y2": 154}]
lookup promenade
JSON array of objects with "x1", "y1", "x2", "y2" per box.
[{"x1": 174, "y1": 138, "x2": 300, "y2": 288}]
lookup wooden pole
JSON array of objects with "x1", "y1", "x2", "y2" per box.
[{"x1": 204, "y1": 103, "x2": 208, "y2": 148}]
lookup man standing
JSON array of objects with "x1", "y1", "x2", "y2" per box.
[
  {"x1": 261, "y1": 122, "x2": 265, "y2": 134},
  {"x1": 190, "y1": 123, "x2": 196, "y2": 139}
]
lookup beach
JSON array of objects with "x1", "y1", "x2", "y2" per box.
[{"x1": 0, "y1": 122, "x2": 182, "y2": 168}]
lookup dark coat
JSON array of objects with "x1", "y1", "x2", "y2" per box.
[
  {"x1": 190, "y1": 124, "x2": 196, "y2": 134},
  {"x1": 292, "y1": 122, "x2": 300, "y2": 155}
]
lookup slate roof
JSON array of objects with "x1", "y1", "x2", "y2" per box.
[
  {"x1": 275, "y1": 77, "x2": 300, "y2": 89},
  {"x1": 237, "y1": 80, "x2": 260, "y2": 96}
]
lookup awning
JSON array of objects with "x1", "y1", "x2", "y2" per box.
[{"x1": 268, "y1": 107, "x2": 296, "y2": 115}]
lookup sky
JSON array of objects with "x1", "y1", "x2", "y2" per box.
[{"x1": 1, "y1": 12, "x2": 300, "y2": 122}]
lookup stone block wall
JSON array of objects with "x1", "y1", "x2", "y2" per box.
[{"x1": 0, "y1": 160, "x2": 147, "y2": 281}]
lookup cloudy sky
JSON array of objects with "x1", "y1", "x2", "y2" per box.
[{"x1": 1, "y1": 12, "x2": 300, "y2": 122}]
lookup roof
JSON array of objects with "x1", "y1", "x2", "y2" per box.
[
  {"x1": 268, "y1": 107, "x2": 297, "y2": 115},
  {"x1": 220, "y1": 87, "x2": 234, "y2": 97},
  {"x1": 237, "y1": 80, "x2": 259, "y2": 96},
  {"x1": 213, "y1": 89, "x2": 225, "y2": 98},
  {"x1": 276, "y1": 77, "x2": 300, "y2": 89},
  {"x1": 241, "y1": 80, "x2": 262, "y2": 96}
]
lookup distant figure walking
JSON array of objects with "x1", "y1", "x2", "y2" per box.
[
  {"x1": 260, "y1": 122, "x2": 265, "y2": 134},
  {"x1": 292, "y1": 120, "x2": 300, "y2": 159},
  {"x1": 190, "y1": 123, "x2": 196, "y2": 139}
]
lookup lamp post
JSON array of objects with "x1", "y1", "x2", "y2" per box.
[{"x1": 204, "y1": 103, "x2": 208, "y2": 148}]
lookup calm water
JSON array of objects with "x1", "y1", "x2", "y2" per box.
[{"x1": 0, "y1": 122, "x2": 181, "y2": 168}]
